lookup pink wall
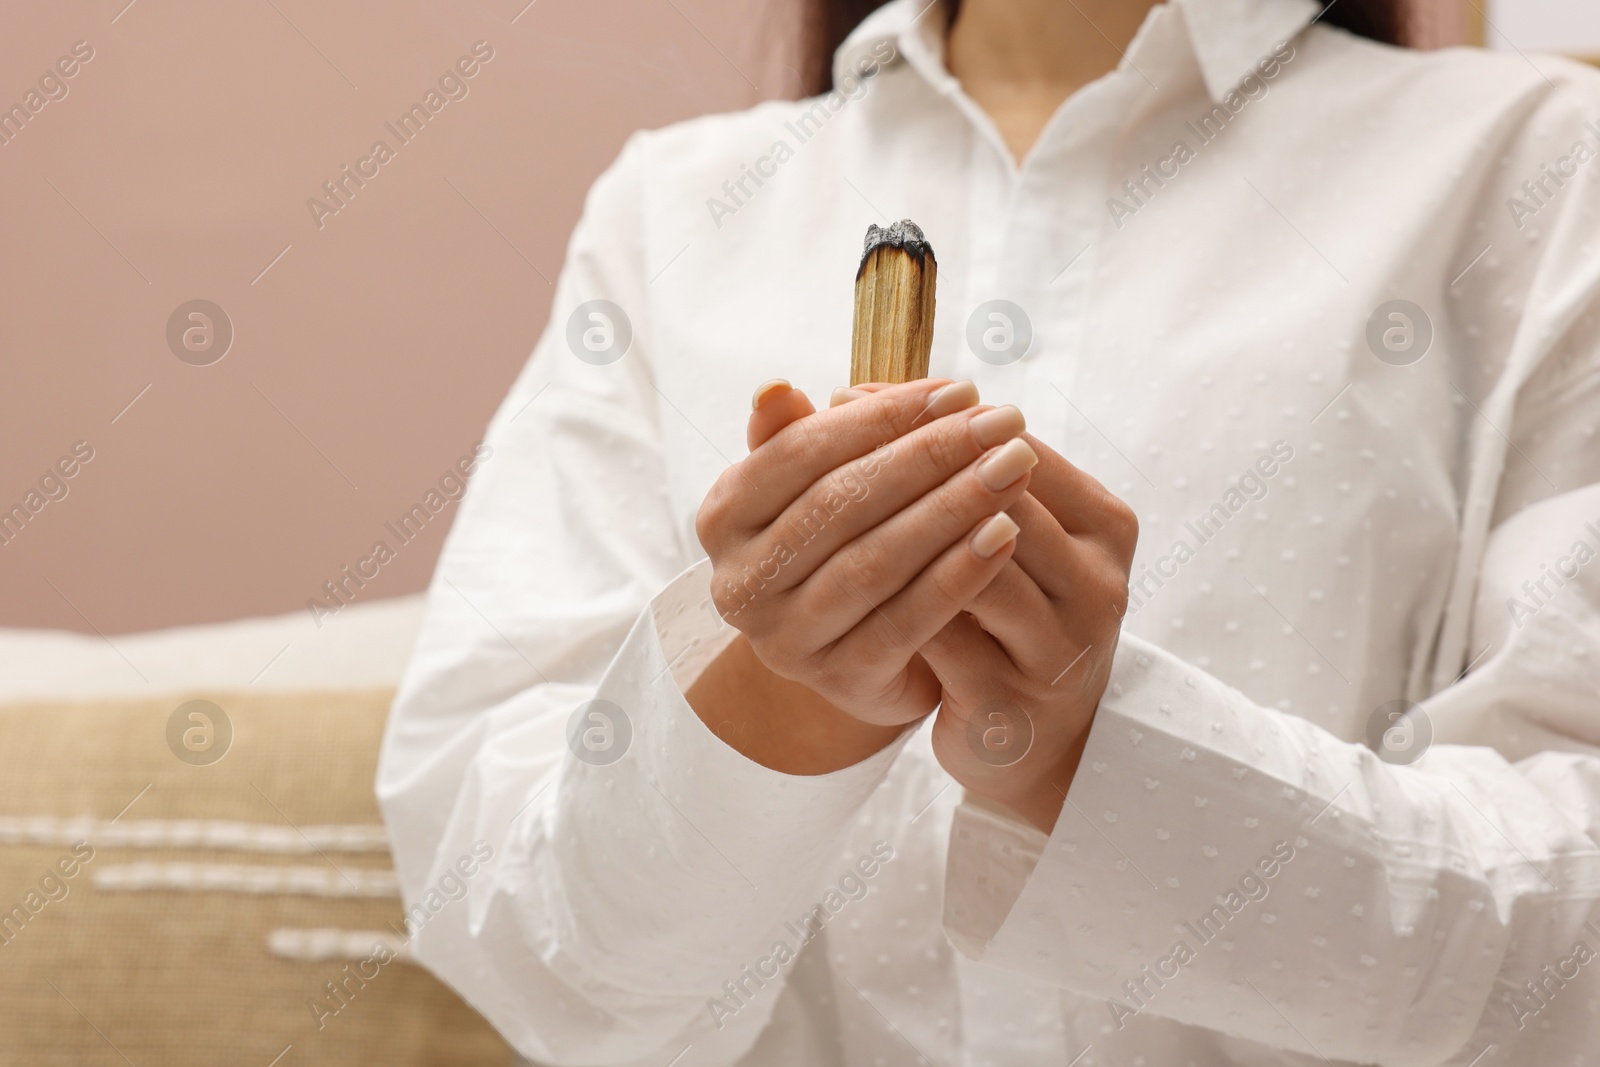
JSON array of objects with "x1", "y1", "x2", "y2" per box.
[
  {"x1": 0, "y1": 0, "x2": 1461, "y2": 636},
  {"x1": 0, "y1": 0, "x2": 800, "y2": 635}
]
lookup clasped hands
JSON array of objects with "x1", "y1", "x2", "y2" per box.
[{"x1": 687, "y1": 377, "x2": 1138, "y2": 834}]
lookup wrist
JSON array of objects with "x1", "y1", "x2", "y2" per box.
[
  {"x1": 686, "y1": 634, "x2": 906, "y2": 775},
  {"x1": 976, "y1": 714, "x2": 1095, "y2": 835}
]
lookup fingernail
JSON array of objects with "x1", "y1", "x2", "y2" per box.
[
  {"x1": 971, "y1": 512, "x2": 1021, "y2": 559},
  {"x1": 831, "y1": 386, "x2": 869, "y2": 407},
  {"x1": 977, "y1": 437, "x2": 1038, "y2": 491},
  {"x1": 922, "y1": 379, "x2": 979, "y2": 421},
  {"x1": 970, "y1": 405, "x2": 1025, "y2": 449},
  {"x1": 752, "y1": 379, "x2": 790, "y2": 411}
]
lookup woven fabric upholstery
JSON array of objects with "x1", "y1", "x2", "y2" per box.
[{"x1": 0, "y1": 689, "x2": 512, "y2": 1067}]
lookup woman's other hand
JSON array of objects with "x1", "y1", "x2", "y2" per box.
[{"x1": 920, "y1": 434, "x2": 1138, "y2": 833}]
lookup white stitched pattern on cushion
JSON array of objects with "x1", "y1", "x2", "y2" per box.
[
  {"x1": 93, "y1": 862, "x2": 398, "y2": 897},
  {"x1": 0, "y1": 816, "x2": 390, "y2": 854},
  {"x1": 266, "y1": 927, "x2": 414, "y2": 963}
]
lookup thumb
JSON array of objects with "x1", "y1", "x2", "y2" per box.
[{"x1": 748, "y1": 379, "x2": 816, "y2": 451}]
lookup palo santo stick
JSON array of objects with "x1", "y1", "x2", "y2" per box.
[{"x1": 850, "y1": 219, "x2": 937, "y2": 385}]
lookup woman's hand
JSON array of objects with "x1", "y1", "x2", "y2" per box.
[
  {"x1": 918, "y1": 433, "x2": 1139, "y2": 833},
  {"x1": 687, "y1": 378, "x2": 1038, "y2": 772}
]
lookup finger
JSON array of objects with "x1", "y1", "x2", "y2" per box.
[
  {"x1": 790, "y1": 437, "x2": 1036, "y2": 633},
  {"x1": 1001, "y1": 490, "x2": 1081, "y2": 600},
  {"x1": 993, "y1": 470, "x2": 1135, "y2": 627},
  {"x1": 750, "y1": 409, "x2": 1033, "y2": 594},
  {"x1": 919, "y1": 608, "x2": 1011, "y2": 692},
  {"x1": 748, "y1": 380, "x2": 816, "y2": 451},
  {"x1": 960, "y1": 557, "x2": 1063, "y2": 667},
  {"x1": 830, "y1": 382, "x2": 896, "y2": 407},
  {"x1": 1022, "y1": 432, "x2": 1140, "y2": 560},
  {"x1": 739, "y1": 379, "x2": 979, "y2": 523},
  {"x1": 827, "y1": 512, "x2": 1021, "y2": 672},
  {"x1": 962, "y1": 486, "x2": 1127, "y2": 668}
]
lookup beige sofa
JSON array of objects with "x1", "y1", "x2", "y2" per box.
[{"x1": 0, "y1": 597, "x2": 514, "y2": 1066}]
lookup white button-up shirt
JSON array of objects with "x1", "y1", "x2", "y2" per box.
[{"x1": 377, "y1": 0, "x2": 1600, "y2": 1062}]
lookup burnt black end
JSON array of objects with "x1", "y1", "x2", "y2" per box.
[{"x1": 857, "y1": 219, "x2": 935, "y2": 277}]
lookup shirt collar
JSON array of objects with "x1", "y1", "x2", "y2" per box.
[
  {"x1": 833, "y1": 0, "x2": 956, "y2": 99},
  {"x1": 1172, "y1": 0, "x2": 1320, "y2": 100},
  {"x1": 833, "y1": 0, "x2": 1320, "y2": 104}
]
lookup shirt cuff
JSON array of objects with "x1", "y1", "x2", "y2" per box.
[
  {"x1": 940, "y1": 631, "x2": 1316, "y2": 988},
  {"x1": 539, "y1": 559, "x2": 917, "y2": 996},
  {"x1": 943, "y1": 789, "x2": 1049, "y2": 959}
]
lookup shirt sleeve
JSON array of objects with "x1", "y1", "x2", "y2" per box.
[
  {"x1": 943, "y1": 72, "x2": 1600, "y2": 1067},
  {"x1": 375, "y1": 133, "x2": 914, "y2": 1067},
  {"x1": 946, "y1": 618, "x2": 1600, "y2": 1064}
]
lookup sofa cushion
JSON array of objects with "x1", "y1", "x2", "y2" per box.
[{"x1": 0, "y1": 688, "x2": 512, "y2": 1066}]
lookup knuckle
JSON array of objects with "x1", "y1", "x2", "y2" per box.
[
  {"x1": 916, "y1": 423, "x2": 968, "y2": 479},
  {"x1": 709, "y1": 557, "x2": 783, "y2": 635},
  {"x1": 757, "y1": 637, "x2": 800, "y2": 678},
  {"x1": 1093, "y1": 566, "x2": 1132, "y2": 620},
  {"x1": 854, "y1": 627, "x2": 904, "y2": 678},
  {"x1": 815, "y1": 467, "x2": 865, "y2": 515},
  {"x1": 695, "y1": 478, "x2": 738, "y2": 551},
  {"x1": 864, "y1": 401, "x2": 903, "y2": 452},
  {"x1": 807, "y1": 655, "x2": 849, "y2": 699},
  {"x1": 924, "y1": 484, "x2": 972, "y2": 536},
  {"x1": 858, "y1": 606, "x2": 917, "y2": 664},
  {"x1": 788, "y1": 495, "x2": 839, "y2": 554},
  {"x1": 925, "y1": 555, "x2": 973, "y2": 611},
  {"x1": 788, "y1": 416, "x2": 833, "y2": 463},
  {"x1": 830, "y1": 538, "x2": 886, "y2": 602},
  {"x1": 1100, "y1": 490, "x2": 1139, "y2": 546},
  {"x1": 1109, "y1": 584, "x2": 1132, "y2": 622},
  {"x1": 708, "y1": 572, "x2": 751, "y2": 625},
  {"x1": 978, "y1": 567, "x2": 1021, "y2": 611}
]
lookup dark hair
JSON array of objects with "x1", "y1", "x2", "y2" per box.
[{"x1": 800, "y1": 0, "x2": 1406, "y2": 95}]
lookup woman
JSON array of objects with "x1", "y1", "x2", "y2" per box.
[{"x1": 378, "y1": 0, "x2": 1600, "y2": 1063}]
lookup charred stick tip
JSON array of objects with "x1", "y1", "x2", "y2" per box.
[{"x1": 857, "y1": 219, "x2": 935, "y2": 276}]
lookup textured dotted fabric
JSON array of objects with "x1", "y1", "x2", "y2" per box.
[{"x1": 377, "y1": 0, "x2": 1600, "y2": 1063}]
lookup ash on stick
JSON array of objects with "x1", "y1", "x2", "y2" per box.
[{"x1": 850, "y1": 220, "x2": 937, "y2": 385}]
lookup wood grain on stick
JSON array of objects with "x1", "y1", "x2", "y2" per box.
[{"x1": 850, "y1": 220, "x2": 937, "y2": 385}]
